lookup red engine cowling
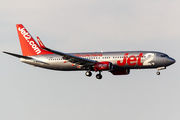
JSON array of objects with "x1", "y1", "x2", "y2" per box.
[
  {"x1": 94, "y1": 61, "x2": 113, "y2": 71},
  {"x1": 111, "y1": 69, "x2": 130, "y2": 75}
]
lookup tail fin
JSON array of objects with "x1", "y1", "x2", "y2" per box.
[{"x1": 16, "y1": 24, "x2": 53, "y2": 56}]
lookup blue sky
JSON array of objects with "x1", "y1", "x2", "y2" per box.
[{"x1": 1, "y1": 0, "x2": 180, "y2": 120}]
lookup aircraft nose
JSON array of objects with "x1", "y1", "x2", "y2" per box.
[{"x1": 169, "y1": 58, "x2": 176, "y2": 65}]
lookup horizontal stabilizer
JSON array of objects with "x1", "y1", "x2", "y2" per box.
[{"x1": 3, "y1": 51, "x2": 32, "y2": 59}]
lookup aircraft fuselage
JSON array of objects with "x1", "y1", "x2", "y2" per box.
[{"x1": 20, "y1": 51, "x2": 175, "y2": 71}]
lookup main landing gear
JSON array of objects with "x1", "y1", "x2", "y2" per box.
[
  {"x1": 85, "y1": 71, "x2": 102, "y2": 79},
  {"x1": 85, "y1": 71, "x2": 92, "y2": 77},
  {"x1": 96, "y1": 72, "x2": 102, "y2": 79}
]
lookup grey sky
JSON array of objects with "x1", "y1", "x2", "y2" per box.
[{"x1": 1, "y1": 0, "x2": 180, "y2": 120}]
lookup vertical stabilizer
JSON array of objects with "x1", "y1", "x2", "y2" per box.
[{"x1": 16, "y1": 24, "x2": 53, "y2": 56}]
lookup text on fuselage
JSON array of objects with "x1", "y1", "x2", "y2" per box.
[{"x1": 117, "y1": 53, "x2": 143, "y2": 66}]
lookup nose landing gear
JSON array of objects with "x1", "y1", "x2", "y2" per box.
[
  {"x1": 156, "y1": 71, "x2": 160, "y2": 75},
  {"x1": 156, "y1": 67, "x2": 166, "y2": 75}
]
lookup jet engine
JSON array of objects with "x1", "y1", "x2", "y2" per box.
[
  {"x1": 111, "y1": 69, "x2": 130, "y2": 75},
  {"x1": 94, "y1": 61, "x2": 113, "y2": 71}
]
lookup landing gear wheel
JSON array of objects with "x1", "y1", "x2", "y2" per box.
[
  {"x1": 156, "y1": 72, "x2": 160, "y2": 75},
  {"x1": 85, "y1": 71, "x2": 92, "y2": 77},
  {"x1": 96, "y1": 74, "x2": 102, "y2": 79}
]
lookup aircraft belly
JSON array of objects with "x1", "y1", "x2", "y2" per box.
[{"x1": 46, "y1": 61, "x2": 81, "y2": 71}]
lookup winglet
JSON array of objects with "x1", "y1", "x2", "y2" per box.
[{"x1": 37, "y1": 36, "x2": 46, "y2": 49}]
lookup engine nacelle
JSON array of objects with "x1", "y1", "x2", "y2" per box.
[
  {"x1": 94, "y1": 61, "x2": 113, "y2": 71},
  {"x1": 111, "y1": 69, "x2": 130, "y2": 75}
]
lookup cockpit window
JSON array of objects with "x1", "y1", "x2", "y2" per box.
[{"x1": 161, "y1": 54, "x2": 168, "y2": 57}]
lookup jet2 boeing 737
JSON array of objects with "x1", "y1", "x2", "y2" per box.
[{"x1": 3, "y1": 24, "x2": 176, "y2": 79}]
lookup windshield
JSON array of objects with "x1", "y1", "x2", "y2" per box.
[{"x1": 160, "y1": 54, "x2": 169, "y2": 57}]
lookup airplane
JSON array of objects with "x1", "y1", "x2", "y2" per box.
[{"x1": 3, "y1": 24, "x2": 176, "y2": 79}]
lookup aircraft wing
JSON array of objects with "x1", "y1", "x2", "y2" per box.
[{"x1": 37, "y1": 37, "x2": 96, "y2": 66}]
